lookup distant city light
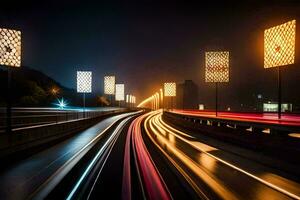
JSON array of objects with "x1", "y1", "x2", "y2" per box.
[
  {"x1": 199, "y1": 104, "x2": 204, "y2": 110},
  {"x1": 77, "y1": 71, "x2": 92, "y2": 93},
  {"x1": 104, "y1": 76, "x2": 115, "y2": 95},
  {"x1": 126, "y1": 94, "x2": 129, "y2": 103},
  {"x1": 50, "y1": 87, "x2": 60, "y2": 96},
  {"x1": 164, "y1": 82, "x2": 176, "y2": 97},
  {"x1": 0, "y1": 28, "x2": 21, "y2": 67},
  {"x1": 115, "y1": 84, "x2": 125, "y2": 101},
  {"x1": 205, "y1": 51, "x2": 229, "y2": 82},
  {"x1": 263, "y1": 102, "x2": 292, "y2": 112},
  {"x1": 257, "y1": 94, "x2": 262, "y2": 99},
  {"x1": 264, "y1": 20, "x2": 296, "y2": 68}
]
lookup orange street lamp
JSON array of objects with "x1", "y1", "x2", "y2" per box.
[
  {"x1": 264, "y1": 19, "x2": 296, "y2": 119},
  {"x1": 205, "y1": 51, "x2": 229, "y2": 117},
  {"x1": 164, "y1": 82, "x2": 176, "y2": 110}
]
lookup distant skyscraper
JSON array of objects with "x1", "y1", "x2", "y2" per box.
[{"x1": 176, "y1": 80, "x2": 199, "y2": 109}]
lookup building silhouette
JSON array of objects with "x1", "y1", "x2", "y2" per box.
[{"x1": 176, "y1": 80, "x2": 199, "y2": 109}]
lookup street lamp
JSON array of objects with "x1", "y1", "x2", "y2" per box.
[
  {"x1": 160, "y1": 88, "x2": 163, "y2": 109},
  {"x1": 115, "y1": 84, "x2": 125, "y2": 107},
  {"x1": 104, "y1": 75, "x2": 115, "y2": 106},
  {"x1": 50, "y1": 86, "x2": 60, "y2": 97},
  {"x1": 264, "y1": 19, "x2": 296, "y2": 119},
  {"x1": 0, "y1": 28, "x2": 21, "y2": 133},
  {"x1": 77, "y1": 71, "x2": 92, "y2": 118},
  {"x1": 164, "y1": 82, "x2": 176, "y2": 110},
  {"x1": 155, "y1": 93, "x2": 159, "y2": 110},
  {"x1": 205, "y1": 51, "x2": 229, "y2": 117},
  {"x1": 126, "y1": 94, "x2": 129, "y2": 107}
]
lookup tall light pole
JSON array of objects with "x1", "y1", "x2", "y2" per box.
[
  {"x1": 104, "y1": 76, "x2": 115, "y2": 107},
  {"x1": 126, "y1": 94, "x2": 129, "y2": 108},
  {"x1": 205, "y1": 51, "x2": 229, "y2": 117},
  {"x1": 155, "y1": 93, "x2": 160, "y2": 109},
  {"x1": 130, "y1": 95, "x2": 133, "y2": 108},
  {"x1": 164, "y1": 82, "x2": 176, "y2": 110},
  {"x1": 77, "y1": 71, "x2": 92, "y2": 118},
  {"x1": 132, "y1": 96, "x2": 136, "y2": 107},
  {"x1": 160, "y1": 88, "x2": 163, "y2": 109},
  {"x1": 115, "y1": 84, "x2": 125, "y2": 107},
  {"x1": 264, "y1": 19, "x2": 296, "y2": 119},
  {"x1": 0, "y1": 28, "x2": 21, "y2": 133}
]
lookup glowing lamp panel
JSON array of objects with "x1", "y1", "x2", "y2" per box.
[
  {"x1": 264, "y1": 20, "x2": 296, "y2": 68},
  {"x1": 164, "y1": 82, "x2": 176, "y2": 97},
  {"x1": 205, "y1": 51, "x2": 229, "y2": 82},
  {"x1": 77, "y1": 71, "x2": 92, "y2": 93},
  {"x1": 115, "y1": 84, "x2": 124, "y2": 101},
  {"x1": 104, "y1": 76, "x2": 115, "y2": 95},
  {"x1": 0, "y1": 28, "x2": 21, "y2": 67}
]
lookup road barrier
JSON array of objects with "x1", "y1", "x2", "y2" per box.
[
  {"x1": 163, "y1": 111, "x2": 300, "y2": 165},
  {"x1": 0, "y1": 109, "x2": 129, "y2": 158}
]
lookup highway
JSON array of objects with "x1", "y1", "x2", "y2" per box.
[
  {"x1": 143, "y1": 110, "x2": 300, "y2": 199},
  {"x1": 0, "y1": 110, "x2": 139, "y2": 200},
  {"x1": 0, "y1": 109, "x2": 300, "y2": 199}
]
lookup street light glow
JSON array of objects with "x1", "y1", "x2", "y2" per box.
[
  {"x1": 115, "y1": 84, "x2": 125, "y2": 101},
  {"x1": 55, "y1": 97, "x2": 68, "y2": 109},
  {"x1": 126, "y1": 94, "x2": 129, "y2": 103},
  {"x1": 205, "y1": 51, "x2": 229, "y2": 82},
  {"x1": 137, "y1": 96, "x2": 154, "y2": 108},
  {"x1": 264, "y1": 20, "x2": 296, "y2": 68},
  {"x1": 104, "y1": 76, "x2": 115, "y2": 95},
  {"x1": 164, "y1": 82, "x2": 176, "y2": 97},
  {"x1": 0, "y1": 28, "x2": 21, "y2": 67},
  {"x1": 77, "y1": 71, "x2": 92, "y2": 93}
]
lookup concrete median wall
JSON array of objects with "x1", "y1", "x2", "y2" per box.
[{"x1": 0, "y1": 110, "x2": 127, "y2": 158}]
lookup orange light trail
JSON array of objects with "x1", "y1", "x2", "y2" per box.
[{"x1": 144, "y1": 111, "x2": 300, "y2": 200}]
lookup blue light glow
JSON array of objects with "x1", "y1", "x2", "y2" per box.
[{"x1": 54, "y1": 98, "x2": 68, "y2": 109}]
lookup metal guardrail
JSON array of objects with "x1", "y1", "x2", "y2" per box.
[
  {"x1": 164, "y1": 111, "x2": 300, "y2": 135},
  {"x1": 0, "y1": 108, "x2": 125, "y2": 132}
]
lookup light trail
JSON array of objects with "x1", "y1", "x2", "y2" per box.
[
  {"x1": 122, "y1": 112, "x2": 172, "y2": 200},
  {"x1": 144, "y1": 111, "x2": 237, "y2": 200},
  {"x1": 67, "y1": 115, "x2": 135, "y2": 200},
  {"x1": 144, "y1": 111, "x2": 300, "y2": 200},
  {"x1": 172, "y1": 109, "x2": 300, "y2": 126},
  {"x1": 31, "y1": 111, "x2": 140, "y2": 200}
]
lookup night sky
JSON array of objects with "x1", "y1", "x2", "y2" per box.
[{"x1": 1, "y1": 1, "x2": 300, "y2": 108}]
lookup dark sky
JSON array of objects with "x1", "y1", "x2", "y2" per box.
[{"x1": 1, "y1": 1, "x2": 300, "y2": 107}]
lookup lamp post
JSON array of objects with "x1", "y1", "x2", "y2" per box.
[
  {"x1": 132, "y1": 96, "x2": 136, "y2": 108},
  {"x1": 115, "y1": 84, "x2": 125, "y2": 107},
  {"x1": 164, "y1": 82, "x2": 176, "y2": 110},
  {"x1": 205, "y1": 51, "x2": 229, "y2": 117},
  {"x1": 160, "y1": 88, "x2": 163, "y2": 109},
  {"x1": 104, "y1": 75, "x2": 115, "y2": 107},
  {"x1": 0, "y1": 28, "x2": 21, "y2": 133},
  {"x1": 155, "y1": 93, "x2": 159, "y2": 110},
  {"x1": 77, "y1": 71, "x2": 92, "y2": 118},
  {"x1": 264, "y1": 19, "x2": 296, "y2": 119}
]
